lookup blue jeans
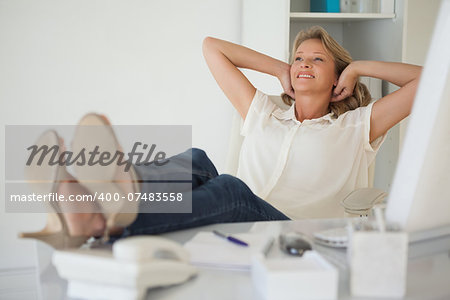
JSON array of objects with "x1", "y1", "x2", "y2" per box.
[{"x1": 121, "y1": 148, "x2": 289, "y2": 237}]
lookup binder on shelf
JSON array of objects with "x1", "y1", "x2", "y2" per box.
[{"x1": 310, "y1": 0, "x2": 340, "y2": 13}]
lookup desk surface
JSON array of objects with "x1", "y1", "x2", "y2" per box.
[{"x1": 36, "y1": 219, "x2": 450, "y2": 300}]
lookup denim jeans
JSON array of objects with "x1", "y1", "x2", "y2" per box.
[{"x1": 120, "y1": 148, "x2": 289, "y2": 237}]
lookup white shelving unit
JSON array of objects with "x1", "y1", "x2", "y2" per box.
[{"x1": 290, "y1": 12, "x2": 396, "y2": 22}]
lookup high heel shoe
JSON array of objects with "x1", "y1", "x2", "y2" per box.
[
  {"x1": 71, "y1": 113, "x2": 140, "y2": 241},
  {"x1": 19, "y1": 130, "x2": 90, "y2": 249}
]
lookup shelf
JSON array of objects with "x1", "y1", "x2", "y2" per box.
[{"x1": 290, "y1": 12, "x2": 396, "y2": 22}]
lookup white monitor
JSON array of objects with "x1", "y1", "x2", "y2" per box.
[{"x1": 385, "y1": 0, "x2": 450, "y2": 239}]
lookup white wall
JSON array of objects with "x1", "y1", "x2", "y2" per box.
[
  {"x1": 0, "y1": 0, "x2": 242, "y2": 269},
  {"x1": 399, "y1": 0, "x2": 442, "y2": 148},
  {"x1": 242, "y1": 0, "x2": 290, "y2": 94},
  {"x1": 402, "y1": 0, "x2": 441, "y2": 65}
]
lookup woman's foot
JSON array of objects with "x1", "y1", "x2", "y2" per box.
[
  {"x1": 71, "y1": 113, "x2": 140, "y2": 234},
  {"x1": 57, "y1": 177, "x2": 107, "y2": 237},
  {"x1": 57, "y1": 175, "x2": 126, "y2": 238},
  {"x1": 56, "y1": 136, "x2": 124, "y2": 239}
]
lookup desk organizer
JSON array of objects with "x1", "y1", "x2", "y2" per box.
[
  {"x1": 349, "y1": 230, "x2": 408, "y2": 298},
  {"x1": 251, "y1": 251, "x2": 338, "y2": 300}
]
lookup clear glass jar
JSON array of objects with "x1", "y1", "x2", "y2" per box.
[{"x1": 350, "y1": 0, "x2": 381, "y2": 13}]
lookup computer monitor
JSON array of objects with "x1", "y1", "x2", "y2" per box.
[{"x1": 385, "y1": 0, "x2": 450, "y2": 239}]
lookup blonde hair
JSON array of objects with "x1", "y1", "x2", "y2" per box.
[{"x1": 282, "y1": 26, "x2": 371, "y2": 117}]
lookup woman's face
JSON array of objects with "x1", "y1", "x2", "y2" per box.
[{"x1": 290, "y1": 38, "x2": 337, "y2": 97}]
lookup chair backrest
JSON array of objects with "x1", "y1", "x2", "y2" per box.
[{"x1": 224, "y1": 95, "x2": 375, "y2": 187}]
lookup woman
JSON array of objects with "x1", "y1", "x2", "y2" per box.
[
  {"x1": 202, "y1": 26, "x2": 420, "y2": 219},
  {"x1": 21, "y1": 26, "x2": 421, "y2": 248}
]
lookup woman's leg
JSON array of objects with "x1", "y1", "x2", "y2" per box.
[
  {"x1": 54, "y1": 148, "x2": 222, "y2": 239},
  {"x1": 121, "y1": 174, "x2": 290, "y2": 237},
  {"x1": 55, "y1": 147, "x2": 286, "y2": 240}
]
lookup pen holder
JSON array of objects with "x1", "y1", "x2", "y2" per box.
[{"x1": 349, "y1": 227, "x2": 408, "y2": 298}]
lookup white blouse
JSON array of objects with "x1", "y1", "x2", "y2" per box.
[{"x1": 236, "y1": 89, "x2": 386, "y2": 219}]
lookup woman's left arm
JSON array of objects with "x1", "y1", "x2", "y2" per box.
[{"x1": 333, "y1": 61, "x2": 422, "y2": 143}]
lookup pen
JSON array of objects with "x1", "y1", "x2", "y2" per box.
[{"x1": 212, "y1": 230, "x2": 249, "y2": 247}]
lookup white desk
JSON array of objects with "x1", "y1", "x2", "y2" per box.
[{"x1": 36, "y1": 219, "x2": 450, "y2": 300}]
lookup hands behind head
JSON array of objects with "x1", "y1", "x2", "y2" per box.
[
  {"x1": 280, "y1": 66, "x2": 295, "y2": 99},
  {"x1": 332, "y1": 62, "x2": 358, "y2": 102}
]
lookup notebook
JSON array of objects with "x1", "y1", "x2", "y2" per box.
[{"x1": 183, "y1": 231, "x2": 273, "y2": 271}]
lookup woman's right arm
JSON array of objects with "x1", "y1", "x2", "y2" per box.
[{"x1": 202, "y1": 37, "x2": 293, "y2": 120}]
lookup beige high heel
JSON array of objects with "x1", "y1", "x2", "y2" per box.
[
  {"x1": 19, "y1": 130, "x2": 89, "y2": 249},
  {"x1": 72, "y1": 113, "x2": 140, "y2": 241}
]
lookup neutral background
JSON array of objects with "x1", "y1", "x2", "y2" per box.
[
  {"x1": 0, "y1": 0, "x2": 242, "y2": 270},
  {"x1": 0, "y1": 0, "x2": 440, "y2": 274}
]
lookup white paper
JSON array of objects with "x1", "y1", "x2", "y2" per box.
[{"x1": 183, "y1": 232, "x2": 271, "y2": 271}]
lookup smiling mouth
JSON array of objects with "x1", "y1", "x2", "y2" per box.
[{"x1": 297, "y1": 74, "x2": 315, "y2": 79}]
